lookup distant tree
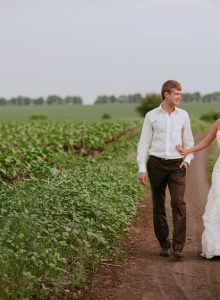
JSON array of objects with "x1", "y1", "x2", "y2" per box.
[
  {"x1": 193, "y1": 92, "x2": 201, "y2": 102},
  {"x1": 136, "y1": 93, "x2": 161, "y2": 117},
  {"x1": 23, "y1": 97, "x2": 32, "y2": 105},
  {"x1": 202, "y1": 92, "x2": 220, "y2": 102},
  {"x1": 118, "y1": 94, "x2": 142, "y2": 103},
  {"x1": 118, "y1": 95, "x2": 128, "y2": 103},
  {"x1": 95, "y1": 93, "x2": 142, "y2": 104},
  {"x1": 64, "y1": 96, "x2": 83, "y2": 105},
  {"x1": 128, "y1": 94, "x2": 142, "y2": 103},
  {"x1": 46, "y1": 95, "x2": 63, "y2": 105},
  {"x1": 9, "y1": 96, "x2": 32, "y2": 105},
  {"x1": 109, "y1": 95, "x2": 117, "y2": 103},
  {"x1": 0, "y1": 95, "x2": 84, "y2": 105},
  {"x1": 95, "y1": 96, "x2": 109, "y2": 104},
  {"x1": 182, "y1": 92, "x2": 201, "y2": 102},
  {"x1": 0, "y1": 98, "x2": 7, "y2": 105},
  {"x1": 33, "y1": 97, "x2": 45, "y2": 105}
]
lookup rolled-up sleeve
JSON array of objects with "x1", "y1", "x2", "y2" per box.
[
  {"x1": 137, "y1": 114, "x2": 153, "y2": 173},
  {"x1": 182, "y1": 113, "x2": 194, "y2": 164}
]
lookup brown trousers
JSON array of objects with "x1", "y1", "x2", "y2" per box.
[{"x1": 147, "y1": 155, "x2": 186, "y2": 250}]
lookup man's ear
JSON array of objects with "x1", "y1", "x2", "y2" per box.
[{"x1": 164, "y1": 91, "x2": 169, "y2": 99}]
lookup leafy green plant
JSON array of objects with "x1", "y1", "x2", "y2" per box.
[
  {"x1": 30, "y1": 112, "x2": 48, "y2": 120},
  {"x1": 102, "y1": 113, "x2": 111, "y2": 119},
  {"x1": 200, "y1": 111, "x2": 220, "y2": 122},
  {"x1": 136, "y1": 93, "x2": 161, "y2": 117}
]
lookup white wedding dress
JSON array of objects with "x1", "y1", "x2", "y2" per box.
[{"x1": 201, "y1": 130, "x2": 220, "y2": 259}]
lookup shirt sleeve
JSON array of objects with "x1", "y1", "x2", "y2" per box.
[
  {"x1": 137, "y1": 114, "x2": 153, "y2": 173},
  {"x1": 182, "y1": 113, "x2": 194, "y2": 164}
]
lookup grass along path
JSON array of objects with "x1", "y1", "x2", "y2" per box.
[{"x1": 0, "y1": 129, "x2": 143, "y2": 299}]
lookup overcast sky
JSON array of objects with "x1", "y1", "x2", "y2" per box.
[{"x1": 0, "y1": 0, "x2": 220, "y2": 103}]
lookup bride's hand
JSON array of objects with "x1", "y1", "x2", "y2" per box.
[{"x1": 176, "y1": 144, "x2": 188, "y2": 156}]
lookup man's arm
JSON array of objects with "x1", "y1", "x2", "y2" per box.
[
  {"x1": 137, "y1": 114, "x2": 153, "y2": 184},
  {"x1": 182, "y1": 113, "x2": 194, "y2": 166}
]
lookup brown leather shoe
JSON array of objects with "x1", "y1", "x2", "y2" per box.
[
  {"x1": 173, "y1": 249, "x2": 184, "y2": 258},
  {"x1": 160, "y1": 248, "x2": 170, "y2": 257}
]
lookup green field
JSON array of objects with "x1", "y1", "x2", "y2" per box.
[
  {"x1": 0, "y1": 104, "x2": 138, "y2": 122},
  {"x1": 0, "y1": 120, "x2": 144, "y2": 298},
  {"x1": 0, "y1": 105, "x2": 217, "y2": 298},
  {"x1": 0, "y1": 102, "x2": 219, "y2": 122}
]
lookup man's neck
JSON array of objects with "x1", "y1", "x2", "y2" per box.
[{"x1": 161, "y1": 101, "x2": 176, "y2": 114}]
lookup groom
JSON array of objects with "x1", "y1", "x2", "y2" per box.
[{"x1": 137, "y1": 80, "x2": 194, "y2": 258}]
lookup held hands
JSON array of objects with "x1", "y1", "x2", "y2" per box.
[
  {"x1": 138, "y1": 172, "x2": 147, "y2": 186},
  {"x1": 175, "y1": 144, "x2": 189, "y2": 156},
  {"x1": 176, "y1": 145, "x2": 189, "y2": 169}
]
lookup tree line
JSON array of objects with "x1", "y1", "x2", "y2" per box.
[
  {"x1": 181, "y1": 92, "x2": 220, "y2": 102},
  {"x1": 94, "y1": 92, "x2": 220, "y2": 104},
  {"x1": 94, "y1": 94, "x2": 142, "y2": 104},
  {"x1": 0, "y1": 92, "x2": 219, "y2": 105},
  {"x1": 0, "y1": 95, "x2": 83, "y2": 105}
]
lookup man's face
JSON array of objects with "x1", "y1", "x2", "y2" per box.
[{"x1": 165, "y1": 88, "x2": 182, "y2": 106}]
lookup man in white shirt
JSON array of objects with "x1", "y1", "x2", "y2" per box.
[{"x1": 137, "y1": 80, "x2": 194, "y2": 259}]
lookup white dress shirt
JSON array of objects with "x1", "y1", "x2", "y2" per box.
[{"x1": 137, "y1": 105, "x2": 194, "y2": 173}]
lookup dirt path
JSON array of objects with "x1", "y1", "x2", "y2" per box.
[{"x1": 83, "y1": 137, "x2": 220, "y2": 300}]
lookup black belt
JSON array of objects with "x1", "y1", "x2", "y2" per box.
[{"x1": 150, "y1": 155, "x2": 183, "y2": 161}]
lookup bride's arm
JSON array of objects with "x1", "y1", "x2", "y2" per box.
[{"x1": 176, "y1": 120, "x2": 219, "y2": 155}]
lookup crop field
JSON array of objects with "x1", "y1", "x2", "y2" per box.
[
  {"x1": 0, "y1": 115, "x2": 212, "y2": 298},
  {"x1": 0, "y1": 120, "x2": 144, "y2": 299},
  {"x1": 0, "y1": 121, "x2": 135, "y2": 183}
]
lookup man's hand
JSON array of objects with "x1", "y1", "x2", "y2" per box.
[
  {"x1": 179, "y1": 161, "x2": 189, "y2": 170},
  {"x1": 138, "y1": 172, "x2": 147, "y2": 186}
]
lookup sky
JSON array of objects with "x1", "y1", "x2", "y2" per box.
[{"x1": 0, "y1": 0, "x2": 220, "y2": 104}]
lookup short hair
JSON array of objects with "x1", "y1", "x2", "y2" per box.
[{"x1": 161, "y1": 80, "x2": 182, "y2": 100}]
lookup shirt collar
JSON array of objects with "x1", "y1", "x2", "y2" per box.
[{"x1": 158, "y1": 104, "x2": 179, "y2": 114}]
